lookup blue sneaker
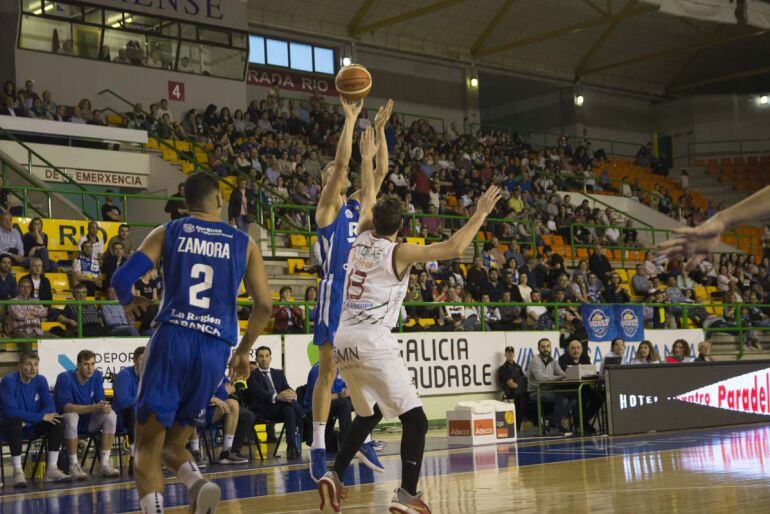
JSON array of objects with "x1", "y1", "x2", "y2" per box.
[
  {"x1": 356, "y1": 441, "x2": 385, "y2": 473},
  {"x1": 310, "y1": 448, "x2": 328, "y2": 483}
]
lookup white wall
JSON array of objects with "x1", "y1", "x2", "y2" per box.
[{"x1": 16, "y1": 49, "x2": 247, "y2": 120}]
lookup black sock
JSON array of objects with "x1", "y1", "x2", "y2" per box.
[
  {"x1": 398, "y1": 407, "x2": 428, "y2": 496},
  {"x1": 333, "y1": 405, "x2": 382, "y2": 478}
]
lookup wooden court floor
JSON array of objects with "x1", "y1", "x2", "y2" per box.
[{"x1": 3, "y1": 424, "x2": 770, "y2": 513}]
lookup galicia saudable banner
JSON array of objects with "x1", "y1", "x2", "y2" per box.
[
  {"x1": 581, "y1": 304, "x2": 644, "y2": 342},
  {"x1": 606, "y1": 360, "x2": 770, "y2": 435}
]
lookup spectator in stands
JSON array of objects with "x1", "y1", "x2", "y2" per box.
[
  {"x1": 101, "y1": 287, "x2": 141, "y2": 336},
  {"x1": 695, "y1": 341, "x2": 714, "y2": 362},
  {"x1": 41, "y1": 90, "x2": 56, "y2": 116},
  {"x1": 21, "y1": 257, "x2": 52, "y2": 301},
  {"x1": 77, "y1": 221, "x2": 105, "y2": 259},
  {"x1": 497, "y1": 346, "x2": 527, "y2": 430},
  {"x1": 527, "y1": 338, "x2": 571, "y2": 436},
  {"x1": 465, "y1": 256, "x2": 488, "y2": 301},
  {"x1": 54, "y1": 349, "x2": 119, "y2": 480},
  {"x1": 0, "y1": 212, "x2": 27, "y2": 267},
  {"x1": 0, "y1": 351, "x2": 71, "y2": 486},
  {"x1": 107, "y1": 224, "x2": 132, "y2": 255},
  {"x1": 228, "y1": 175, "x2": 251, "y2": 232},
  {"x1": 632, "y1": 264, "x2": 655, "y2": 296},
  {"x1": 526, "y1": 290, "x2": 548, "y2": 327},
  {"x1": 304, "y1": 286, "x2": 317, "y2": 324},
  {"x1": 71, "y1": 241, "x2": 102, "y2": 296},
  {"x1": 102, "y1": 241, "x2": 126, "y2": 291},
  {"x1": 630, "y1": 340, "x2": 660, "y2": 364},
  {"x1": 272, "y1": 286, "x2": 304, "y2": 334},
  {"x1": 588, "y1": 243, "x2": 612, "y2": 285},
  {"x1": 101, "y1": 192, "x2": 123, "y2": 222},
  {"x1": 246, "y1": 346, "x2": 304, "y2": 460},
  {"x1": 22, "y1": 218, "x2": 56, "y2": 271},
  {"x1": 0, "y1": 94, "x2": 19, "y2": 116},
  {"x1": 28, "y1": 97, "x2": 51, "y2": 120},
  {"x1": 157, "y1": 98, "x2": 173, "y2": 122},
  {"x1": 303, "y1": 362, "x2": 352, "y2": 452},
  {"x1": 52, "y1": 104, "x2": 68, "y2": 122},
  {"x1": 9, "y1": 277, "x2": 55, "y2": 342},
  {"x1": 602, "y1": 273, "x2": 629, "y2": 303},
  {"x1": 0, "y1": 253, "x2": 18, "y2": 300},
  {"x1": 57, "y1": 284, "x2": 105, "y2": 337},
  {"x1": 666, "y1": 339, "x2": 693, "y2": 363},
  {"x1": 2, "y1": 80, "x2": 15, "y2": 101},
  {"x1": 164, "y1": 182, "x2": 188, "y2": 220},
  {"x1": 113, "y1": 346, "x2": 144, "y2": 469},
  {"x1": 132, "y1": 268, "x2": 160, "y2": 334}
]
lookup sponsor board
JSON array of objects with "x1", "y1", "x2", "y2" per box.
[
  {"x1": 13, "y1": 217, "x2": 122, "y2": 254},
  {"x1": 606, "y1": 359, "x2": 770, "y2": 435},
  {"x1": 248, "y1": 66, "x2": 337, "y2": 96},
  {"x1": 37, "y1": 335, "x2": 282, "y2": 389}
]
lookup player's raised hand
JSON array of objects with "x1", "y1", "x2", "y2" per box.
[
  {"x1": 374, "y1": 99, "x2": 394, "y2": 132},
  {"x1": 228, "y1": 347, "x2": 251, "y2": 381},
  {"x1": 123, "y1": 295, "x2": 150, "y2": 320},
  {"x1": 654, "y1": 215, "x2": 726, "y2": 272},
  {"x1": 476, "y1": 185, "x2": 503, "y2": 216},
  {"x1": 359, "y1": 126, "x2": 376, "y2": 161},
  {"x1": 340, "y1": 97, "x2": 364, "y2": 119}
]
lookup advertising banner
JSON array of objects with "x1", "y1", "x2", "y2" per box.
[
  {"x1": 38, "y1": 335, "x2": 283, "y2": 389},
  {"x1": 32, "y1": 166, "x2": 148, "y2": 189},
  {"x1": 581, "y1": 304, "x2": 644, "y2": 342},
  {"x1": 606, "y1": 360, "x2": 770, "y2": 435},
  {"x1": 247, "y1": 66, "x2": 337, "y2": 97},
  {"x1": 14, "y1": 217, "x2": 122, "y2": 254}
]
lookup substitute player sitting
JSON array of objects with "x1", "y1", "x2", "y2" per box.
[
  {"x1": 318, "y1": 128, "x2": 502, "y2": 514},
  {"x1": 111, "y1": 172, "x2": 272, "y2": 514}
]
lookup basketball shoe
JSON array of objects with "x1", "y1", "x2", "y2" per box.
[
  {"x1": 389, "y1": 488, "x2": 431, "y2": 514},
  {"x1": 318, "y1": 470, "x2": 347, "y2": 513}
]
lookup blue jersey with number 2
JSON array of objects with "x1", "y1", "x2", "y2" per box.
[{"x1": 155, "y1": 217, "x2": 249, "y2": 346}]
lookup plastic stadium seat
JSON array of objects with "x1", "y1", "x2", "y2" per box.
[
  {"x1": 289, "y1": 234, "x2": 309, "y2": 249},
  {"x1": 406, "y1": 237, "x2": 426, "y2": 246},
  {"x1": 287, "y1": 258, "x2": 305, "y2": 274},
  {"x1": 161, "y1": 147, "x2": 179, "y2": 163},
  {"x1": 694, "y1": 286, "x2": 709, "y2": 301},
  {"x1": 403, "y1": 319, "x2": 417, "y2": 329},
  {"x1": 616, "y1": 269, "x2": 629, "y2": 283},
  {"x1": 174, "y1": 140, "x2": 191, "y2": 152},
  {"x1": 49, "y1": 273, "x2": 70, "y2": 293},
  {"x1": 49, "y1": 251, "x2": 69, "y2": 262},
  {"x1": 576, "y1": 248, "x2": 589, "y2": 259},
  {"x1": 41, "y1": 322, "x2": 65, "y2": 332},
  {"x1": 146, "y1": 138, "x2": 159, "y2": 149},
  {"x1": 181, "y1": 161, "x2": 195, "y2": 174},
  {"x1": 418, "y1": 318, "x2": 436, "y2": 328}
]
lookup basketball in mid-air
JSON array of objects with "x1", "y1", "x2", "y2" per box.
[{"x1": 335, "y1": 64, "x2": 372, "y2": 100}]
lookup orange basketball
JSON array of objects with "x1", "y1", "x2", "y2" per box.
[{"x1": 335, "y1": 64, "x2": 372, "y2": 100}]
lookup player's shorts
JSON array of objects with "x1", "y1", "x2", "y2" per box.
[
  {"x1": 333, "y1": 325, "x2": 422, "y2": 420},
  {"x1": 313, "y1": 278, "x2": 343, "y2": 347},
  {"x1": 136, "y1": 323, "x2": 231, "y2": 428}
]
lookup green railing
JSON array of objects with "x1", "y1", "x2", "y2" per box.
[
  {"x1": 4, "y1": 299, "x2": 762, "y2": 360},
  {"x1": 0, "y1": 184, "x2": 175, "y2": 228},
  {"x1": 687, "y1": 138, "x2": 770, "y2": 164}
]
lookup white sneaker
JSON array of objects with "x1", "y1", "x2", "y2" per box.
[
  {"x1": 69, "y1": 462, "x2": 88, "y2": 481},
  {"x1": 100, "y1": 462, "x2": 121, "y2": 478},
  {"x1": 44, "y1": 467, "x2": 73, "y2": 483},
  {"x1": 11, "y1": 469, "x2": 27, "y2": 488}
]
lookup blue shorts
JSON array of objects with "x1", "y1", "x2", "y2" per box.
[
  {"x1": 313, "y1": 279, "x2": 343, "y2": 347},
  {"x1": 136, "y1": 324, "x2": 231, "y2": 428}
]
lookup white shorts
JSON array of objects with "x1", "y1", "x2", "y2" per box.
[{"x1": 333, "y1": 326, "x2": 422, "y2": 420}]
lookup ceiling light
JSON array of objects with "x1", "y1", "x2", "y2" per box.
[
  {"x1": 342, "y1": 57, "x2": 351, "y2": 66},
  {"x1": 760, "y1": 95, "x2": 769, "y2": 105},
  {"x1": 575, "y1": 95, "x2": 585, "y2": 107},
  {"x1": 470, "y1": 77, "x2": 478, "y2": 88}
]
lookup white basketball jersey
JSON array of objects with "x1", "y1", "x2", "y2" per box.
[{"x1": 339, "y1": 230, "x2": 411, "y2": 330}]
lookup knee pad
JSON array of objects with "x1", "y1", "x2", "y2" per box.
[
  {"x1": 399, "y1": 407, "x2": 428, "y2": 435},
  {"x1": 62, "y1": 412, "x2": 80, "y2": 439}
]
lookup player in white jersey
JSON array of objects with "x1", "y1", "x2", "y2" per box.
[{"x1": 317, "y1": 129, "x2": 503, "y2": 514}]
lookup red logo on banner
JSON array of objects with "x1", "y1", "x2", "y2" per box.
[
  {"x1": 448, "y1": 420, "x2": 471, "y2": 436},
  {"x1": 168, "y1": 81, "x2": 185, "y2": 101},
  {"x1": 473, "y1": 418, "x2": 494, "y2": 436}
]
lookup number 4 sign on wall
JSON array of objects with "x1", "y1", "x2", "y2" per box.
[{"x1": 168, "y1": 81, "x2": 185, "y2": 101}]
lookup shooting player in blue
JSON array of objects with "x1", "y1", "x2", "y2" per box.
[
  {"x1": 111, "y1": 172, "x2": 273, "y2": 514},
  {"x1": 309, "y1": 97, "x2": 394, "y2": 482}
]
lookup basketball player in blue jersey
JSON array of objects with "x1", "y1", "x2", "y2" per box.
[
  {"x1": 111, "y1": 173, "x2": 273, "y2": 514},
  {"x1": 310, "y1": 96, "x2": 394, "y2": 481}
]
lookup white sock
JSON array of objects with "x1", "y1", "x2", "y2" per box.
[
  {"x1": 47, "y1": 451, "x2": 60, "y2": 469},
  {"x1": 130, "y1": 444, "x2": 135, "y2": 457},
  {"x1": 223, "y1": 435, "x2": 234, "y2": 452},
  {"x1": 140, "y1": 492, "x2": 164, "y2": 514},
  {"x1": 363, "y1": 434, "x2": 372, "y2": 444},
  {"x1": 100, "y1": 450, "x2": 111, "y2": 466},
  {"x1": 177, "y1": 460, "x2": 203, "y2": 490},
  {"x1": 11, "y1": 455, "x2": 22, "y2": 471},
  {"x1": 312, "y1": 422, "x2": 326, "y2": 450},
  {"x1": 69, "y1": 453, "x2": 78, "y2": 466},
  {"x1": 189, "y1": 438, "x2": 200, "y2": 452}
]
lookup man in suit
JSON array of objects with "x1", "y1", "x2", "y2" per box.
[{"x1": 246, "y1": 346, "x2": 304, "y2": 459}]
